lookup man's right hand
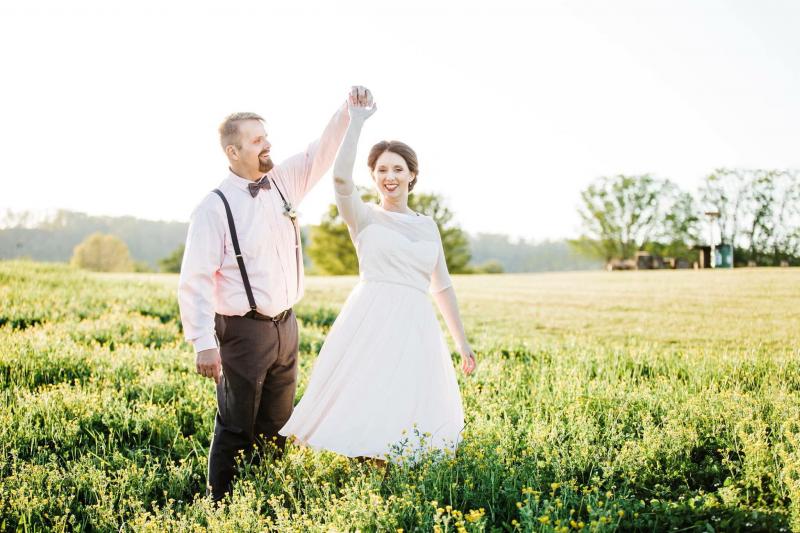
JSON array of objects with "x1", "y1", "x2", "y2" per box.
[{"x1": 196, "y1": 348, "x2": 222, "y2": 384}]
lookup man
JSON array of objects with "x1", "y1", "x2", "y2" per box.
[{"x1": 178, "y1": 86, "x2": 373, "y2": 501}]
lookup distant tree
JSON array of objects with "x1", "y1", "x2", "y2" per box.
[
  {"x1": 643, "y1": 189, "x2": 701, "y2": 261},
  {"x1": 133, "y1": 261, "x2": 154, "y2": 273},
  {"x1": 570, "y1": 174, "x2": 676, "y2": 262},
  {"x1": 307, "y1": 188, "x2": 471, "y2": 275},
  {"x1": 470, "y1": 259, "x2": 505, "y2": 274},
  {"x1": 158, "y1": 244, "x2": 185, "y2": 273},
  {"x1": 742, "y1": 170, "x2": 776, "y2": 262},
  {"x1": 469, "y1": 234, "x2": 603, "y2": 272},
  {"x1": 0, "y1": 209, "x2": 187, "y2": 267},
  {"x1": 700, "y1": 168, "x2": 800, "y2": 265},
  {"x1": 70, "y1": 232, "x2": 133, "y2": 272},
  {"x1": 699, "y1": 168, "x2": 749, "y2": 248},
  {"x1": 765, "y1": 170, "x2": 800, "y2": 264}
]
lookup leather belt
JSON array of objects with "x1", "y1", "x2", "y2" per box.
[{"x1": 243, "y1": 308, "x2": 292, "y2": 322}]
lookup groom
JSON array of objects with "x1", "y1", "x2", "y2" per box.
[{"x1": 178, "y1": 86, "x2": 371, "y2": 501}]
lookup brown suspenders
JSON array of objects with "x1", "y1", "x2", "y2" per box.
[{"x1": 212, "y1": 178, "x2": 300, "y2": 316}]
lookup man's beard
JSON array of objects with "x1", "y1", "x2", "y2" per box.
[{"x1": 258, "y1": 151, "x2": 274, "y2": 173}]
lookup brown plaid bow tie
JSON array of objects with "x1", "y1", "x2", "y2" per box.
[{"x1": 248, "y1": 176, "x2": 272, "y2": 197}]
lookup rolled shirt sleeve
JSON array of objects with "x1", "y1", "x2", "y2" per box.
[{"x1": 178, "y1": 199, "x2": 225, "y2": 353}]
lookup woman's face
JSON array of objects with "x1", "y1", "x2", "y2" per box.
[{"x1": 371, "y1": 151, "x2": 415, "y2": 201}]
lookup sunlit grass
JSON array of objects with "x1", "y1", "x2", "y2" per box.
[{"x1": 1, "y1": 260, "x2": 798, "y2": 531}]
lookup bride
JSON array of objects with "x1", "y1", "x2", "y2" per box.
[{"x1": 279, "y1": 88, "x2": 476, "y2": 461}]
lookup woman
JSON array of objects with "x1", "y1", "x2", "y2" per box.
[{"x1": 279, "y1": 89, "x2": 476, "y2": 461}]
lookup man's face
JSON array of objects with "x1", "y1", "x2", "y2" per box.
[{"x1": 234, "y1": 119, "x2": 273, "y2": 174}]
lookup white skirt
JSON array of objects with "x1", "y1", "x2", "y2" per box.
[{"x1": 280, "y1": 280, "x2": 465, "y2": 460}]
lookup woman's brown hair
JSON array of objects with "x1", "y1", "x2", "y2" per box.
[{"x1": 367, "y1": 140, "x2": 419, "y2": 192}]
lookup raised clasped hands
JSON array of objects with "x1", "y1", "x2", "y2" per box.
[{"x1": 348, "y1": 85, "x2": 376, "y2": 121}]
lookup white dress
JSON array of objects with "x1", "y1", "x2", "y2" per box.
[{"x1": 279, "y1": 189, "x2": 465, "y2": 460}]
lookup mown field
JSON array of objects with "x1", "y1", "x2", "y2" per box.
[{"x1": 1, "y1": 260, "x2": 799, "y2": 532}]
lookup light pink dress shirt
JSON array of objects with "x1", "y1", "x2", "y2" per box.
[{"x1": 178, "y1": 103, "x2": 350, "y2": 353}]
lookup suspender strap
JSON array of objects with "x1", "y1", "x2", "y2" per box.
[
  {"x1": 270, "y1": 177, "x2": 290, "y2": 207},
  {"x1": 270, "y1": 178, "x2": 302, "y2": 293},
  {"x1": 212, "y1": 189, "x2": 257, "y2": 311}
]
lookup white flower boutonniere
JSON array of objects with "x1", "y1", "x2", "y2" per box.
[{"x1": 283, "y1": 203, "x2": 298, "y2": 221}]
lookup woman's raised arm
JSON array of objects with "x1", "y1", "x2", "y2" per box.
[{"x1": 333, "y1": 88, "x2": 376, "y2": 197}]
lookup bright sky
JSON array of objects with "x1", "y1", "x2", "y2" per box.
[{"x1": 1, "y1": 0, "x2": 798, "y2": 240}]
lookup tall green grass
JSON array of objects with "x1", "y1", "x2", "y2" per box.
[{"x1": 1, "y1": 260, "x2": 798, "y2": 531}]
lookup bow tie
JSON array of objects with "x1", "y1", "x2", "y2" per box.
[{"x1": 248, "y1": 176, "x2": 272, "y2": 197}]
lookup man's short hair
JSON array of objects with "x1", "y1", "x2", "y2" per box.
[{"x1": 219, "y1": 112, "x2": 264, "y2": 150}]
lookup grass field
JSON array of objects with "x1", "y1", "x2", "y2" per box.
[{"x1": 1, "y1": 261, "x2": 799, "y2": 531}]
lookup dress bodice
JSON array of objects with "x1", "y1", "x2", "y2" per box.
[{"x1": 335, "y1": 192, "x2": 452, "y2": 294}]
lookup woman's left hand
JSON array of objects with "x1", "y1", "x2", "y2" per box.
[{"x1": 458, "y1": 345, "x2": 477, "y2": 376}]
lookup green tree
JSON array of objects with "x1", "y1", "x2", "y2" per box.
[
  {"x1": 570, "y1": 174, "x2": 675, "y2": 262},
  {"x1": 643, "y1": 188, "x2": 701, "y2": 261},
  {"x1": 307, "y1": 188, "x2": 471, "y2": 275},
  {"x1": 158, "y1": 244, "x2": 185, "y2": 273},
  {"x1": 700, "y1": 168, "x2": 800, "y2": 265},
  {"x1": 70, "y1": 232, "x2": 134, "y2": 272},
  {"x1": 765, "y1": 170, "x2": 800, "y2": 264},
  {"x1": 307, "y1": 204, "x2": 360, "y2": 275},
  {"x1": 699, "y1": 168, "x2": 748, "y2": 249}
]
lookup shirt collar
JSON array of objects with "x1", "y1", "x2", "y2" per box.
[{"x1": 226, "y1": 168, "x2": 266, "y2": 192}]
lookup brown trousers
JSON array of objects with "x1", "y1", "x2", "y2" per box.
[{"x1": 207, "y1": 311, "x2": 299, "y2": 501}]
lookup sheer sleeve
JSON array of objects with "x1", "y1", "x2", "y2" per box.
[
  {"x1": 335, "y1": 188, "x2": 372, "y2": 238},
  {"x1": 429, "y1": 226, "x2": 453, "y2": 293}
]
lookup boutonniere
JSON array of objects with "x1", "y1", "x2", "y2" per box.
[
  {"x1": 282, "y1": 202, "x2": 298, "y2": 221},
  {"x1": 268, "y1": 177, "x2": 298, "y2": 222}
]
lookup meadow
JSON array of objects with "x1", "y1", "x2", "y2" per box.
[{"x1": 1, "y1": 260, "x2": 799, "y2": 532}]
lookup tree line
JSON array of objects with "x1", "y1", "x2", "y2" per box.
[
  {"x1": 570, "y1": 168, "x2": 800, "y2": 266},
  {"x1": 60, "y1": 189, "x2": 598, "y2": 275},
  {"x1": 6, "y1": 167, "x2": 797, "y2": 273},
  {"x1": 0, "y1": 210, "x2": 187, "y2": 269}
]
